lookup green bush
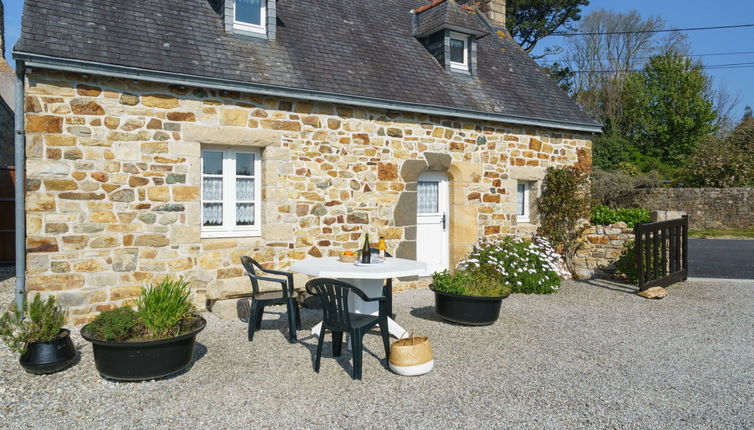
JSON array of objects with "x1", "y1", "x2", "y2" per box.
[
  {"x1": 538, "y1": 167, "x2": 591, "y2": 272},
  {"x1": 87, "y1": 306, "x2": 143, "y2": 342},
  {"x1": 135, "y1": 277, "x2": 195, "y2": 339},
  {"x1": 431, "y1": 270, "x2": 511, "y2": 297},
  {"x1": 456, "y1": 236, "x2": 568, "y2": 294},
  {"x1": 590, "y1": 168, "x2": 664, "y2": 208},
  {"x1": 591, "y1": 205, "x2": 650, "y2": 227},
  {"x1": 615, "y1": 241, "x2": 662, "y2": 285},
  {"x1": 0, "y1": 294, "x2": 66, "y2": 355},
  {"x1": 615, "y1": 241, "x2": 639, "y2": 284}
]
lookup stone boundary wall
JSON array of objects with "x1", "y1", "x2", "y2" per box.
[
  {"x1": 572, "y1": 222, "x2": 633, "y2": 279},
  {"x1": 622, "y1": 188, "x2": 754, "y2": 231}
]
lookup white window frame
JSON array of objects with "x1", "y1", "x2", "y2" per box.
[
  {"x1": 201, "y1": 146, "x2": 262, "y2": 238},
  {"x1": 516, "y1": 181, "x2": 530, "y2": 223},
  {"x1": 233, "y1": 0, "x2": 266, "y2": 35},
  {"x1": 449, "y1": 32, "x2": 470, "y2": 72}
]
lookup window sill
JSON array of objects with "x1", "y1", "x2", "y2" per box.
[
  {"x1": 232, "y1": 23, "x2": 267, "y2": 39},
  {"x1": 516, "y1": 216, "x2": 531, "y2": 224},
  {"x1": 201, "y1": 230, "x2": 261, "y2": 239}
]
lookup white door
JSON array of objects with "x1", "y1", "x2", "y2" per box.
[{"x1": 416, "y1": 172, "x2": 449, "y2": 275}]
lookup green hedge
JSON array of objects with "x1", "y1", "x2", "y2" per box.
[{"x1": 591, "y1": 205, "x2": 650, "y2": 227}]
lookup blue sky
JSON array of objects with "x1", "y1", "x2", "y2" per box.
[
  {"x1": 533, "y1": 0, "x2": 754, "y2": 118},
  {"x1": 3, "y1": 0, "x2": 753, "y2": 117}
]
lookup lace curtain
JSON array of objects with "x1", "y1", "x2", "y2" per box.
[
  {"x1": 417, "y1": 181, "x2": 439, "y2": 214},
  {"x1": 236, "y1": 203, "x2": 254, "y2": 226},
  {"x1": 517, "y1": 183, "x2": 526, "y2": 216},
  {"x1": 203, "y1": 203, "x2": 222, "y2": 226},
  {"x1": 236, "y1": 178, "x2": 254, "y2": 201}
]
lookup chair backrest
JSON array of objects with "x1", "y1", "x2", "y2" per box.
[
  {"x1": 305, "y1": 278, "x2": 365, "y2": 331},
  {"x1": 240, "y1": 256, "x2": 263, "y2": 294}
]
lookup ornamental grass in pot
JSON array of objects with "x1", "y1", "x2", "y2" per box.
[
  {"x1": 81, "y1": 277, "x2": 205, "y2": 381},
  {"x1": 0, "y1": 294, "x2": 76, "y2": 374},
  {"x1": 430, "y1": 236, "x2": 568, "y2": 325}
]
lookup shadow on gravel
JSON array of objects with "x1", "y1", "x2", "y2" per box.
[
  {"x1": 580, "y1": 278, "x2": 638, "y2": 295},
  {"x1": 409, "y1": 305, "x2": 451, "y2": 324},
  {"x1": 296, "y1": 332, "x2": 388, "y2": 378}
]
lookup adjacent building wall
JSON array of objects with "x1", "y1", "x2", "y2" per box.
[
  {"x1": 0, "y1": 0, "x2": 15, "y2": 166},
  {"x1": 24, "y1": 69, "x2": 592, "y2": 323}
]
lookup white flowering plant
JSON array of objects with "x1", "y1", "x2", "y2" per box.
[{"x1": 456, "y1": 236, "x2": 569, "y2": 294}]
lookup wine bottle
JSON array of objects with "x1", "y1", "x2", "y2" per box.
[{"x1": 361, "y1": 232, "x2": 371, "y2": 264}]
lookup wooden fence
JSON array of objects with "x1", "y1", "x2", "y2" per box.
[{"x1": 634, "y1": 215, "x2": 688, "y2": 291}]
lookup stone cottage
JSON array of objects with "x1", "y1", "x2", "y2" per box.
[{"x1": 14, "y1": 0, "x2": 599, "y2": 323}]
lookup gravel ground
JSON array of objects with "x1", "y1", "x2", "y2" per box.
[{"x1": 1, "y1": 274, "x2": 752, "y2": 429}]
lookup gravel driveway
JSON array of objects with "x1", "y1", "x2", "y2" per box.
[{"x1": 1, "y1": 273, "x2": 752, "y2": 429}]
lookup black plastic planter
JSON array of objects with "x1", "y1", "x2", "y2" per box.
[
  {"x1": 430, "y1": 286, "x2": 508, "y2": 325},
  {"x1": 81, "y1": 317, "x2": 206, "y2": 381},
  {"x1": 19, "y1": 329, "x2": 77, "y2": 374}
]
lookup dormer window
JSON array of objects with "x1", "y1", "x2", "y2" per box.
[
  {"x1": 412, "y1": 0, "x2": 489, "y2": 77},
  {"x1": 449, "y1": 32, "x2": 469, "y2": 72},
  {"x1": 234, "y1": 0, "x2": 266, "y2": 34}
]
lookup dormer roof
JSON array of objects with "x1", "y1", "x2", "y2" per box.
[{"x1": 413, "y1": 0, "x2": 490, "y2": 38}]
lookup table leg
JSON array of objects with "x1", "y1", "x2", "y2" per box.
[
  {"x1": 387, "y1": 317, "x2": 409, "y2": 340},
  {"x1": 311, "y1": 321, "x2": 323, "y2": 337}
]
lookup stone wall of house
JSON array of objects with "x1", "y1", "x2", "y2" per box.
[
  {"x1": 572, "y1": 222, "x2": 634, "y2": 279},
  {"x1": 23, "y1": 69, "x2": 592, "y2": 323},
  {"x1": 622, "y1": 188, "x2": 754, "y2": 231}
]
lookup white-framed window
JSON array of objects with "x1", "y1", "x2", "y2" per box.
[
  {"x1": 516, "y1": 181, "x2": 530, "y2": 223},
  {"x1": 201, "y1": 146, "x2": 262, "y2": 238},
  {"x1": 449, "y1": 32, "x2": 469, "y2": 72},
  {"x1": 233, "y1": 0, "x2": 266, "y2": 35}
]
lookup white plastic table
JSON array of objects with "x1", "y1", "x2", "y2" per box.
[{"x1": 290, "y1": 257, "x2": 427, "y2": 340}]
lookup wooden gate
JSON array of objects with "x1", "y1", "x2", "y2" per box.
[
  {"x1": 634, "y1": 215, "x2": 688, "y2": 291},
  {"x1": 0, "y1": 167, "x2": 15, "y2": 264}
]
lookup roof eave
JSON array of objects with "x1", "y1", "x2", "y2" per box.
[
  {"x1": 14, "y1": 51, "x2": 602, "y2": 133},
  {"x1": 415, "y1": 24, "x2": 490, "y2": 39}
]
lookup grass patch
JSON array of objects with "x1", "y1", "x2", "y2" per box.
[{"x1": 689, "y1": 228, "x2": 754, "y2": 239}]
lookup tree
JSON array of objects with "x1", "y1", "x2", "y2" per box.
[
  {"x1": 542, "y1": 62, "x2": 575, "y2": 92},
  {"x1": 679, "y1": 137, "x2": 754, "y2": 187},
  {"x1": 621, "y1": 53, "x2": 717, "y2": 167},
  {"x1": 563, "y1": 9, "x2": 688, "y2": 130},
  {"x1": 506, "y1": 0, "x2": 589, "y2": 56},
  {"x1": 591, "y1": 133, "x2": 635, "y2": 170},
  {"x1": 728, "y1": 111, "x2": 754, "y2": 150}
]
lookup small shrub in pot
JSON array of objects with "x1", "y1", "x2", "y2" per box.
[{"x1": 0, "y1": 294, "x2": 76, "y2": 374}]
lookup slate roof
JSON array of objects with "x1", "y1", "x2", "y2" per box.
[
  {"x1": 413, "y1": 0, "x2": 490, "y2": 37},
  {"x1": 14, "y1": 0, "x2": 600, "y2": 131}
]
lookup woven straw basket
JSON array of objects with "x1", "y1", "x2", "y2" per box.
[{"x1": 388, "y1": 336, "x2": 433, "y2": 376}]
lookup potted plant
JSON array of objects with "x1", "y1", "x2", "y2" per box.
[
  {"x1": 81, "y1": 277, "x2": 205, "y2": 381},
  {"x1": 430, "y1": 270, "x2": 511, "y2": 325},
  {"x1": 430, "y1": 236, "x2": 568, "y2": 325},
  {"x1": 0, "y1": 294, "x2": 76, "y2": 374}
]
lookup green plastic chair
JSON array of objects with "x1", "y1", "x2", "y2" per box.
[
  {"x1": 240, "y1": 256, "x2": 301, "y2": 343},
  {"x1": 305, "y1": 278, "x2": 391, "y2": 380}
]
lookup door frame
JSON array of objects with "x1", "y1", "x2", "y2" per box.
[{"x1": 416, "y1": 171, "x2": 450, "y2": 274}]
